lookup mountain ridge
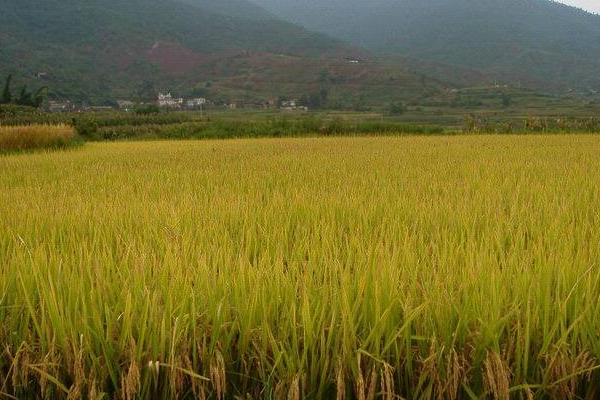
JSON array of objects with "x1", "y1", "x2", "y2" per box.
[
  {"x1": 250, "y1": 0, "x2": 600, "y2": 91},
  {"x1": 0, "y1": 0, "x2": 356, "y2": 102}
]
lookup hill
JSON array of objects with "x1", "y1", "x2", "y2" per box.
[
  {"x1": 251, "y1": 0, "x2": 600, "y2": 91},
  {"x1": 2, "y1": 0, "x2": 427, "y2": 104}
]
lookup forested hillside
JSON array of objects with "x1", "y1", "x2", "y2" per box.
[
  {"x1": 0, "y1": 0, "x2": 350, "y2": 102},
  {"x1": 252, "y1": 0, "x2": 600, "y2": 90}
]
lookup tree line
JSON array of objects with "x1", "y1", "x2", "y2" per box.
[{"x1": 1, "y1": 75, "x2": 48, "y2": 108}]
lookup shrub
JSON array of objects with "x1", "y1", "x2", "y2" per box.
[
  {"x1": 72, "y1": 116, "x2": 99, "y2": 139},
  {"x1": 135, "y1": 104, "x2": 160, "y2": 115},
  {"x1": 389, "y1": 102, "x2": 406, "y2": 115}
]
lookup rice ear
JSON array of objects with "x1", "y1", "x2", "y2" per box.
[
  {"x1": 120, "y1": 360, "x2": 141, "y2": 400},
  {"x1": 287, "y1": 374, "x2": 301, "y2": 400},
  {"x1": 483, "y1": 351, "x2": 511, "y2": 400},
  {"x1": 210, "y1": 351, "x2": 226, "y2": 400},
  {"x1": 336, "y1": 362, "x2": 345, "y2": 400}
]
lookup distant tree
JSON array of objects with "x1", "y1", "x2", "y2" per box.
[
  {"x1": 302, "y1": 87, "x2": 331, "y2": 109},
  {"x1": 389, "y1": 102, "x2": 406, "y2": 115},
  {"x1": 0, "y1": 76, "x2": 47, "y2": 108},
  {"x1": 320, "y1": 87, "x2": 329, "y2": 105},
  {"x1": 298, "y1": 94, "x2": 309, "y2": 107},
  {"x1": 1, "y1": 75, "x2": 12, "y2": 104},
  {"x1": 190, "y1": 86, "x2": 209, "y2": 98},
  {"x1": 17, "y1": 85, "x2": 32, "y2": 106},
  {"x1": 31, "y1": 87, "x2": 48, "y2": 108},
  {"x1": 12, "y1": 85, "x2": 47, "y2": 107},
  {"x1": 501, "y1": 94, "x2": 512, "y2": 108},
  {"x1": 135, "y1": 104, "x2": 160, "y2": 115},
  {"x1": 319, "y1": 70, "x2": 330, "y2": 85},
  {"x1": 307, "y1": 92, "x2": 323, "y2": 109},
  {"x1": 136, "y1": 80, "x2": 156, "y2": 102},
  {"x1": 277, "y1": 96, "x2": 288, "y2": 108},
  {"x1": 352, "y1": 95, "x2": 369, "y2": 112}
]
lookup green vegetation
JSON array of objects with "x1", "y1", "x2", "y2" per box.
[
  {"x1": 1, "y1": 75, "x2": 12, "y2": 104},
  {"x1": 0, "y1": 0, "x2": 345, "y2": 103},
  {"x1": 388, "y1": 102, "x2": 406, "y2": 116},
  {"x1": 75, "y1": 117, "x2": 443, "y2": 141},
  {"x1": 253, "y1": 0, "x2": 600, "y2": 91},
  {"x1": 1, "y1": 136, "x2": 600, "y2": 399},
  {"x1": 5, "y1": 0, "x2": 600, "y2": 108},
  {"x1": 5, "y1": 105, "x2": 600, "y2": 146},
  {"x1": 463, "y1": 115, "x2": 600, "y2": 134},
  {"x1": 0, "y1": 75, "x2": 47, "y2": 108},
  {"x1": 134, "y1": 104, "x2": 161, "y2": 115}
]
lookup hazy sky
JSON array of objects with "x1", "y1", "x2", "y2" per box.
[{"x1": 560, "y1": 0, "x2": 600, "y2": 13}]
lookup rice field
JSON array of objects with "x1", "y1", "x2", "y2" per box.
[
  {"x1": 0, "y1": 124, "x2": 76, "y2": 152},
  {"x1": 1, "y1": 135, "x2": 600, "y2": 399}
]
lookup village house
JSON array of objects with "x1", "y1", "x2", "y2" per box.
[
  {"x1": 46, "y1": 100, "x2": 75, "y2": 113},
  {"x1": 86, "y1": 105, "x2": 115, "y2": 112},
  {"x1": 280, "y1": 99, "x2": 308, "y2": 111},
  {"x1": 244, "y1": 101, "x2": 273, "y2": 109},
  {"x1": 157, "y1": 92, "x2": 184, "y2": 108},
  {"x1": 117, "y1": 100, "x2": 135, "y2": 111},
  {"x1": 185, "y1": 98, "x2": 207, "y2": 109},
  {"x1": 345, "y1": 57, "x2": 364, "y2": 64},
  {"x1": 281, "y1": 99, "x2": 297, "y2": 109}
]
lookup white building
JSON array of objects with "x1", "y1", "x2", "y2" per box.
[
  {"x1": 280, "y1": 99, "x2": 308, "y2": 111},
  {"x1": 46, "y1": 100, "x2": 74, "y2": 113},
  {"x1": 117, "y1": 100, "x2": 135, "y2": 111},
  {"x1": 186, "y1": 98, "x2": 207, "y2": 109},
  {"x1": 157, "y1": 93, "x2": 184, "y2": 108}
]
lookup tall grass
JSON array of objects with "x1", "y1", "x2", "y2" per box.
[
  {"x1": 1, "y1": 135, "x2": 600, "y2": 399},
  {"x1": 0, "y1": 124, "x2": 76, "y2": 152}
]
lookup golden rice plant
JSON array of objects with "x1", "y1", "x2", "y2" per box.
[
  {"x1": 0, "y1": 124, "x2": 76, "y2": 151},
  {"x1": 0, "y1": 135, "x2": 599, "y2": 399}
]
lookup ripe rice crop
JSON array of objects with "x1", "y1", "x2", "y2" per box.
[
  {"x1": 1, "y1": 135, "x2": 599, "y2": 399},
  {"x1": 0, "y1": 124, "x2": 76, "y2": 151}
]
